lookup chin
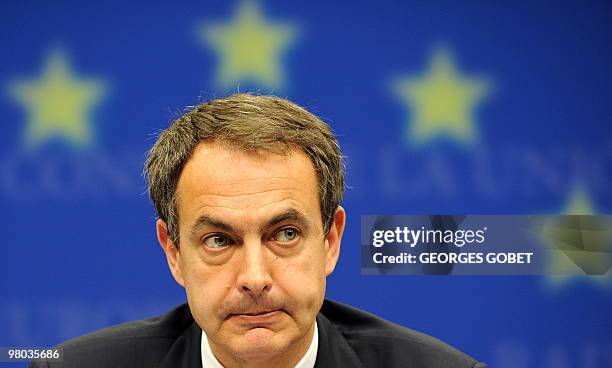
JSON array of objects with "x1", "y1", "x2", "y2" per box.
[{"x1": 230, "y1": 328, "x2": 293, "y2": 359}]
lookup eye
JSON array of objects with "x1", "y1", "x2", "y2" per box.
[
  {"x1": 273, "y1": 227, "x2": 300, "y2": 243},
  {"x1": 202, "y1": 234, "x2": 233, "y2": 249}
]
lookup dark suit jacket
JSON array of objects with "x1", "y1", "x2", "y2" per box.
[{"x1": 30, "y1": 299, "x2": 487, "y2": 368}]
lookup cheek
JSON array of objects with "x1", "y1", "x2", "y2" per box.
[
  {"x1": 180, "y1": 252, "x2": 234, "y2": 328},
  {"x1": 273, "y1": 247, "x2": 327, "y2": 308},
  {"x1": 181, "y1": 246, "x2": 234, "y2": 294}
]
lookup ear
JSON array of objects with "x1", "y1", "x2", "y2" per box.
[
  {"x1": 324, "y1": 206, "x2": 346, "y2": 276},
  {"x1": 156, "y1": 219, "x2": 185, "y2": 287}
]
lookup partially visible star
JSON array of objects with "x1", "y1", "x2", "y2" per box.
[
  {"x1": 8, "y1": 49, "x2": 106, "y2": 148},
  {"x1": 393, "y1": 46, "x2": 491, "y2": 146},
  {"x1": 545, "y1": 183, "x2": 612, "y2": 289},
  {"x1": 563, "y1": 184, "x2": 596, "y2": 215},
  {"x1": 199, "y1": 0, "x2": 298, "y2": 90}
]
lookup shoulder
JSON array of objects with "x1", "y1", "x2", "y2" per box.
[
  {"x1": 30, "y1": 304, "x2": 195, "y2": 368},
  {"x1": 319, "y1": 299, "x2": 487, "y2": 368}
]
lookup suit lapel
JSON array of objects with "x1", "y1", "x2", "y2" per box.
[
  {"x1": 159, "y1": 321, "x2": 202, "y2": 368},
  {"x1": 315, "y1": 313, "x2": 365, "y2": 368}
]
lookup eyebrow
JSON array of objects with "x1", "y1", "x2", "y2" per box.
[
  {"x1": 190, "y1": 208, "x2": 313, "y2": 236},
  {"x1": 264, "y1": 209, "x2": 313, "y2": 232},
  {"x1": 190, "y1": 215, "x2": 235, "y2": 235}
]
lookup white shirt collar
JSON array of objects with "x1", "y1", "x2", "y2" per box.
[{"x1": 200, "y1": 322, "x2": 319, "y2": 368}]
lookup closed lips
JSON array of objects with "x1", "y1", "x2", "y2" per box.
[{"x1": 239, "y1": 309, "x2": 280, "y2": 316}]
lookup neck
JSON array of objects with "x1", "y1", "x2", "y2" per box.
[{"x1": 209, "y1": 323, "x2": 315, "y2": 368}]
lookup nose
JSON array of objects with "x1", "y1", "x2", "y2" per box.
[{"x1": 236, "y1": 240, "x2": 273, "y2": 298}]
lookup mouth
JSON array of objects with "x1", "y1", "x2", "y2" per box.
[
  {"x1": 228, "y1": 309, "x2": 284, "y2": 325},
  {"x1": 240, "y1": 309, "x2": 280, "y2": 316}
]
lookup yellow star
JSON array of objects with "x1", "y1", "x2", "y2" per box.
[
  {"x1": 563, "y1": 184, "x2": 596, "y2": 215},
  {"x1": 8, "y1": 49, "x2": 106, "y2": 148},
  {"x1": 199, "y1": 0, "x2": 297, "y2": 89},
  {"x1": 393, "y1": 46, "x2": 491, "y2": 146},
  {"x1": 545, "y1": 183, "x2": 612, "y2": 289}
]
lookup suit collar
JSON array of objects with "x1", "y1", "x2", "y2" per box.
[
  {"x1": 315, "y1": 312, "x2": 365, "y2": 368},
  {"x1": 159, "y1": 320, "x2": 202, "y2": 368}
]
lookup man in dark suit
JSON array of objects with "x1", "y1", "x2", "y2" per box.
[{"x1": 31, "y1": 94, "x2": 486, "y2": 368}]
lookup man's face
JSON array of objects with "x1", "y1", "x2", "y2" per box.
[{"x1": 157, "y1": 141, "x2": 345, "y2": 365}]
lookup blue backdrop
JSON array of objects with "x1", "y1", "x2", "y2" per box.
[{"x1": 1, "y1": 1, "x2": 611, "y2": 367}]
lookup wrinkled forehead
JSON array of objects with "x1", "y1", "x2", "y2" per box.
[
  {"x1": 174, "y1": 141, "x2": 322, "y2": 229},
  {"x1": 178, "y1": 141, "x2": 316, "y2": 189}
]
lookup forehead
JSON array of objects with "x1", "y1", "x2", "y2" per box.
[{"x1": 175, "y1": 142, "x2": 321, "y2": 227}]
